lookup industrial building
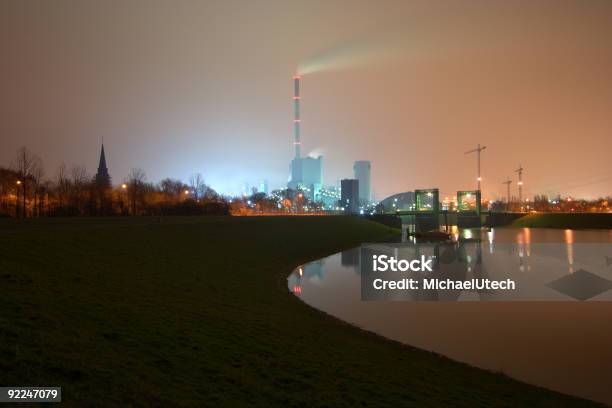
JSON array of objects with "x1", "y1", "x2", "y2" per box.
[
  {"x1": 340, "y1": 179, "x2": 359, "y2": 213},
  {"x1": 353, "y1": 160, "x2": 371, "y2": 204},
  {"x1": 286, "y1": 75, "x2": 373, "y2": 207},
  {"x1": 289, "y1": 155, "x2": 322, "y2": 201},
  {"x1": 287, "y1": 74, "x2": 323, "y2": 201},
  {"x1": 317, "y1": 185, "x2": 341, "y2": 210},
  {"x1": 258, "y1": 180, "x2": 269, "y2": 195}
]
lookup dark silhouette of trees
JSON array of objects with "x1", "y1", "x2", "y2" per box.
[
  {"x1": 0, "y1": 147, "x2": 228, "y2": 218},
  {"x1": 11, "y1": 147, "x2": 42, "y2": 217},
  {"x1": 92, "y1": 168, "x2": 113, "y2": 216},
  {"x1": 32, "y1": 163, "x2": 45, "y2": 217},
  {"x1": 160, "y1": 178, "x2": 186, "y2": 202},
  {"x1": 55, "y1": 163, "x2": 71, "y2": 215},
  {"x1": 127, "y1": 168, "x2": 147, "y2": 216},
  {"x1": 0, "y1": 167, "x2": 21, "y2": 217},
  {"x1": 70, "y1": 165, "x2": 90, "y2": 216},
  {"x1": 189, "y1": 173, "x2": 206, "y2": 201}
]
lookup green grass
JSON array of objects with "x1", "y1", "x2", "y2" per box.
[
  {"x1": 512, "y1": 213, "x2": 612, "y2": 229},
  {"x1": 0, "y1": 216, "x2": 599, "y2": 407}
]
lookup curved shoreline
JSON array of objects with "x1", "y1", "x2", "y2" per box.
[{"x1": 288, "y1": 238, "x2": 612, "y2": 406}]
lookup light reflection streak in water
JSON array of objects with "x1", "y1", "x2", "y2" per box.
[{"x1": 565, "y1": 229, "x2": 574, "y2": 273}]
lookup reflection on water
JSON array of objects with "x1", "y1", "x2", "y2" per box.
[
  {"x1": 288, "y1": 228, "x2": 612, "y2": 404},
  {"x1": 566, "y1": 229, "x2": 574, "y2": 273}
]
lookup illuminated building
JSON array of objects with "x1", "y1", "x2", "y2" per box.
[
  {"x1": 317, "y1": 185, "x2": 341, "y2": 209},
  {"x1": 353, "y1": 160, "x2": 371, "y2": 204},
  {"x1": 258, "y1": 180, "x2": 269, "y2": 195}
]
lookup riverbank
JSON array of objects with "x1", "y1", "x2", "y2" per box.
[
  {"x1": 512, "y1": 213, "x2": 612, "y2": 229},
  {"x1": 0, "y1": 216, "x2": 598, "y2": 406}
]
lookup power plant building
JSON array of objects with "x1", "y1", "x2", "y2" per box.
[
  {"x1": 340, "y1": 179, "x2": 359, "y2": 214},
  {"x1": 317, "y1": 185, "x2": 341, "y2": 209},
  {"x1": 353, "y1": 160, "x2": 371, "y2": 204},
  {"x1": 289, "y1": 156, "x2": 322, "y2": 201}
]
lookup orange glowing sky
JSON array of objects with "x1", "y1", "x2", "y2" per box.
[{"x1": 1, "y1": 0, "x2": 611, "y2": 199}]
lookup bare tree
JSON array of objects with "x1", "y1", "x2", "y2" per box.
[
  {"x1": 127, "y1": 168, "x2": 146, "y2": 215},
  {"x1": 160, "y1": 178, "x2": 185, "y2": 202},
  {"x1": 71, "y1": 165, "x2": 88, "y2": 185},
  {"x1": 11, "y1": 147, "x2": 41, "y2": 217},
  {"x1": 55, "y1": 163, "x2": 71, "y2": 212},
  {"x1": 70, "y1": 165, "x2": 89, "y2": 215},
  {"x1": 189, "y1": 173, "x2": 207, "y2": 201},
  {"x1": 31, "y1": 159, "x2": 45, "y2": 217},
  {"x1": 41, "y1": 180, "x2": 53, "y2": 216}
]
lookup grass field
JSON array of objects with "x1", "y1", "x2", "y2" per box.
[
  {"x1": 512, "y1": 213, "x2": 612, "y2": 229},
  {"x1": 0, "y1": 216, "x2": 599, "y2": 407}
]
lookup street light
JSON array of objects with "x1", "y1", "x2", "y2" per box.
[
  {"x1": 15, "y1": 180, "x2": 22, "y2": 218},
  {"x1": 120, "y1": 184, "x2": 128, "y2": 216}
]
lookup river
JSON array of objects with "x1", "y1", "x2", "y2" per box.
[{"x1": 288, "y1": 227, "x2": 612, "y2": 404}]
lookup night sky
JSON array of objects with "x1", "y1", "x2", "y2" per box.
[{"x1": 1, "y1": 0, "x2": 612, "y2": 199}]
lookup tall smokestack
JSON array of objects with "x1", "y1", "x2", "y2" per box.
[{"x1": 293, "y1": 75, "x2": 301, "y2": 159}]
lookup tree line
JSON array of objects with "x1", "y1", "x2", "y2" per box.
[{"x1": 0, "y1": 147, "x2": 229, "y2": 218}]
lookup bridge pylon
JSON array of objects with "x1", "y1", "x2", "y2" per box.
[
  {"x1": 456, "y1": 190, "x2": 482, "y2": 228},
  {"x1": 414, "y1": 188, "x2": 440, "y2": 232}
]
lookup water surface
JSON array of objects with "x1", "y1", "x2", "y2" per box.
[{"x1": 288, "y1": 228, "x2": 612, "y2": 404}]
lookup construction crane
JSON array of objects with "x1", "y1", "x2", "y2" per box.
[
  {"x1": 465, "y1": 144, "x2": 487, "y2": 191},
  {"x1": 515, "y1": 165, "x2": 524, "y2": 211},
  {"x1": 502, "y1": 177, "x2": 513, "y2": 207}
]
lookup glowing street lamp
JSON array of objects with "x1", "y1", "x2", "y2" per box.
[
  {"x1": 184, "y1": 190, "x2": 190, "y2": 195},
  {"x1": 119, "y1": 183, "x2": 129, "y2": 215},
  {"x1": 15, "y1": 180, "x2": 22, "y2": 218}
]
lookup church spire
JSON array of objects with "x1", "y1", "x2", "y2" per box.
[
  {"x1": 95, "y1": 143, "x2": 111, "y2": 187},
  {"x1": 98, "y1": 144, "x2": 108, "y2": 175}
]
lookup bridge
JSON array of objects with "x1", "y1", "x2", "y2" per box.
[{"x1": 377, "y1": 188, "x2": 525, "y2": 232}]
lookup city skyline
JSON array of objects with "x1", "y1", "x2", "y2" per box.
[{"x1": 2, "y1": 0, "x2": 612, "y2": 200}]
